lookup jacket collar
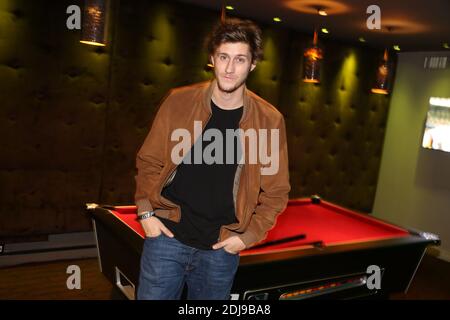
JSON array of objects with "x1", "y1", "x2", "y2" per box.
[{"x1": 201, "y1": 78, "x2": 251, "y2": 125}]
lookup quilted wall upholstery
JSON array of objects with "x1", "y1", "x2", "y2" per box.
[
  {"x1": 0, "y1": 0, "x2": 110, "y2": 239},
  {"x1": 0, "y1": 0, "x2": 392, "y2": 240},
  {"x1": 281, "y1": 38, "x2": 392, "y2": 212}
]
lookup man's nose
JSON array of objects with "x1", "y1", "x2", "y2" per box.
[{"x1": 225, "y1": 60, "x2": 235, "y2": 73}]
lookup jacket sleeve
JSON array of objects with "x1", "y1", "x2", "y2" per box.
[
  {"x1": 134, "y1": 90, "x2": 173, "y2": 214},
  {"x1": 238, "y1": 115, "x2": 291, "y2": 248}
]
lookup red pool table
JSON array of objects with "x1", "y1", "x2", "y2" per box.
[{"x1": 85, "y1": 196, "x2": 440, "y2": 300}]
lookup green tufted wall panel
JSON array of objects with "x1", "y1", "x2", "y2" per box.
[
  {"x1": 281, "y1": 36, "x2": 393, "y2": 212},
  {"x1": 0, "y1": 0, "x2": 110, "y2": 239},
  {"x1": 0, "y1": 0, "x2": 392, "y2": 240}
]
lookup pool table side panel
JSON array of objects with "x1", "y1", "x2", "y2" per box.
[
  {"x1": 94, "y1": 220, "x2": 142, "y2": 292},
  {"x1": 233, "y1": 240, "x2": 432, "y2": 296}
]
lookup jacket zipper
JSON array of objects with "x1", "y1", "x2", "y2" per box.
[
  {"x1": 221, "y1": 99, "x2": 249, "y2": 237},
  {"x1": 233, "y1": 117, "x2": 247, "y2": 226},
  {"x1": 240, "y1": 126, "x2": 248, "y2": 224},
  {"x1": 159, "y1": 165, "x2": 178, "y2": 208}
]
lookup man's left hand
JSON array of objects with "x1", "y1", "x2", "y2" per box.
[{"x1": 212, "y1": 236, "x2": 246, "y2": 254}]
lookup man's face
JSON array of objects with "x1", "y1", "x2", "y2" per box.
[{"x1": 211, "y1": 42, "x2": 256, "y2": 94}]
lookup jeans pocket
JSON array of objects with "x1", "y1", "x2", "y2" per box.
[
  {"x1": 222, "y1": 248, "x2": 239, "y2": 256},
  {"x1": 145, "y1": 233, "x2": 163, "y2": 240}
]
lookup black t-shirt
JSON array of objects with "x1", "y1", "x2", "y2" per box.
[{"x1": 160, "y1": 100, "x2": 243, "y2": 250}]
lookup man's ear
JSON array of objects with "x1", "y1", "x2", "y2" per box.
[
  {"x1": 210, "y1": 55, "x2": 214, "y2": 66},
  {"x1": 250, "y1": 63, "x2": 256, "y2": 72}
]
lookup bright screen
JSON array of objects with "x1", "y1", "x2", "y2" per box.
[{"x1": 422, "y1": 97, "x2": 450, "y2": 153}]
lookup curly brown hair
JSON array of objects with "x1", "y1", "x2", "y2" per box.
[{"x1": 205, "y1": 18, "x2": 263, "y2": 63}]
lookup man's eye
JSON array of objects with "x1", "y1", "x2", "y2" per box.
[
  {"x1": 219, "y1": 55, "x2": 227, "y2": 60},
  {"x1": 237, "y1": 58, "x2": 245, "y2": 63}
]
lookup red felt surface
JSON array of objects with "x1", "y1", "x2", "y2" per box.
[
  {"x1": 107, "y1": 199, "x2": 410, "y2": 255},
  {"x1": 244, "y1": 199, "x2": 410, "y2": 254}
]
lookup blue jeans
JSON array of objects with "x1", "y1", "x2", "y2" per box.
[{"x1": 137, "y1": 234, "x2": 240, "y2": 300}]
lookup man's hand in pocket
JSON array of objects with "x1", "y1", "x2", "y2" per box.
[{"x1": 139, "y1": 216, "x2": 174, "y2": 238}]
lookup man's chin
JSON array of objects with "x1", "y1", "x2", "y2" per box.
[
  {"x1": 217, "y1": 80, "x2": 243, "y2": 94},
  {"x1": 218, "y1": 86, "x2": 237, "y2": 94}
]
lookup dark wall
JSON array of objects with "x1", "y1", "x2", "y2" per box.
[{"x1": 0, "y1": 0, "x2": 391, "y2": 241}]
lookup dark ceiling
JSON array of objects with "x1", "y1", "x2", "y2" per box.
[{"x1": 175, "y1": 0, "x2": 450, "y2": 52}]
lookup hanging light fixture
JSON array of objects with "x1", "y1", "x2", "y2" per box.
[
  {"x1": 80, "y1": 0, "x2": 109, "y2": 46},
  {"x1": 221, "y1": 2, "x2": 226, "y2": 24},
  {"x1": 371, "y1": 49, "x2": 391, "y2": 94},
  {"x1": 303, "y1": 29, "x2": 323, "y2": 83}
]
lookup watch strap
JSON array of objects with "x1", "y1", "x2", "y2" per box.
[{"x1": 137, "y1": 210, "x2": 155, "y2": 221}]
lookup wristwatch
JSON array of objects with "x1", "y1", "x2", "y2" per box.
[{"x1": 137, "y1": 210, "x2": 156, "y2": 221}]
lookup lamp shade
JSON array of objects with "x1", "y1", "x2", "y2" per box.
[
  {"x1": 303, "y1": 30, "x2": 323, "y2": 83},
  {"x1": 371, "y1": 49, "x2": 391, "y2": 94},
  {"x1": 80, "y1": 0, "x2": 109, "y2": 46}
]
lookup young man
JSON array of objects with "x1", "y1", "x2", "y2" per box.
[{"x1": 135, "y1": 18, "x2": 290, "y2": 300}]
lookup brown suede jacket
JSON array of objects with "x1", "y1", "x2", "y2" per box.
[{"x1": 135, "y1": 79, "x2": 290, "y2": 248}]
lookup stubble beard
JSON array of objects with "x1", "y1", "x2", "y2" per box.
[{"x1": 217, "y1": 76, "x2": 247, "y2": 94}]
